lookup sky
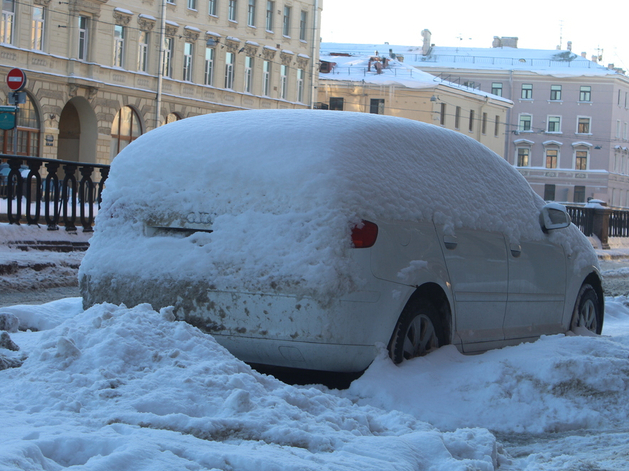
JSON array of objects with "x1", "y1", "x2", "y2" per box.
[{"x1": 320, "y1": 0, "x2": 629, "y2": 72}]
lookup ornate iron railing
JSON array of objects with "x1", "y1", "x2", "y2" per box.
[
  {"x1": 0, "y1": 154, "x2": 109, "y2": 232},
  {"x1": 566, "y1": 206, "x2": 594, "y2": 237}
]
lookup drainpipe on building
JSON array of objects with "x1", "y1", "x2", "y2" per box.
[
  {"x1": 155, "y1": 0, "x2": 167, "y2": 128},
  {"x1": 309, "y1": 0, "x2": 319, "y2": 109},
  {"x1": 506, "y1": 69, "x2": 514, "y2": 163}
]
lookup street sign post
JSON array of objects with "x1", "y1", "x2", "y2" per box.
[
  {"x1": 5, "y1": 68, "x2": 27, "y2": 153},
  {"x1": 6, "y1": 68, "x2": 27, "y2": 91}
]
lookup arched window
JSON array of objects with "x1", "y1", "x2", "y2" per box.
[
  {"x1": 110, "y1": 106, "x2": 141, "y2": 159},
  {"x1": 0, "y1": 93, "x2": 41, "y2": 156}
]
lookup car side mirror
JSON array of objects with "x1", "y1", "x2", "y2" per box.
[{"x1": 540, "y1": 203, "x2": 571, "y2": 233}]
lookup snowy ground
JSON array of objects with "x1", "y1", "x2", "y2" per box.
[{"x1": 2, "y1": 225, "x2": 629, "y2": 469}]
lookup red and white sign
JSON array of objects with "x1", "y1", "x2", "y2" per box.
[{"x1": 6, "y1": 68, "x2": 27, "y2": 91}]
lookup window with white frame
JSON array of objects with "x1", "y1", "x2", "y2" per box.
[
  {"x1": 517, "y1": 147, "x2": 530, "y2": 167},
  {"x1": 138, "y1": 31, "x2": 149, "y2": 72},
  {"x1": 163, "y1": 37, "x2": 173, "y2": 78},
  {"x1": 247, "y1": 0, "x2": 255, "y2": 26},
  {"x1": 299, "y1": 10, "x2": 307, "y2": 41},
  {"x1": 547, "y1": 116, "x2": 561, "y2": 133},
  {"x1": 244, "y1": 56, "x2": 253, "y2": 92},
  {"x1": 330, "y1": 97, "x2": 344, "y2": 111},
  {"x1": 519, "y1": 114, "x2": 532, "y2": 132},
  {"x1": 544, "y1": 184, "x2": 556, "y2": 201},
  {"x1": 625, "y1": 122, "x2": 628, "y2": 140},
  {"x1": 454, "y1": 106, "x2": 461, "y2": 129},
  {"x1": 204, "y1": 47, "x2": 214, "y2": 85},
  {"x1": 225, "y1": 52, "x2": 234, "y2": 89},
  {"x1": 579, "y1": 86, "x2": 591, "y2": 102},
  {"x1": 577, "y1": 117, "x2": 591, "y2": 134},
  {"x1": 280, "y1": 64, "x2": 288, "y2": 99},
  {"x1": 113, "y1": 25, "x2": 125, "y2": 67},
  {"x1": 266, "y1": 1, "x2": 273, "y2": 30},
  {"x1": 491, "y1": 82, "x2": 502, "y2": 96},
  {"x1": 439, "y1": 103, "x2": 446, "y2": 125},
  {"x1": 617, "y1": 120, "x2": 622, "y2": 138},
  {"x1": 208, "y1": 0, "x2": 217, "y2": 16},
  {"x1": 183, "y1": 42, "x2": 193, "y2": 81},
  {"x1": 282, "y1": 5, "x2": 290, "y2": 36},
  {"x1": 370, "y1": 98, "x2": 384, "y2": 114},
  {"x1": 229, "y1": 0, "x2": 237, "y2": 21},
  {"x1": 494, "y1": 115, "x2": 500, "y2": 137},
  {"x1": 1, "y1": 0, "x2": 15, "y2": 44},
  {"x1": 297, "y1": 68, "x2": 304, "y2": 102},
  {"x1": 31, "y1": 7, "x2": 45, "y2": 50},
  {"x1": 78, "y1": 16, "x2": 89, "y2": 60},
  {"x1": 110, "y1": 106, "x2": 142, "y2": 160},
  {"x1": 521, "y1": 84, "x2": 533, "y2": 99},
  {"x1": 545, "y1": 149, "x2": 558, "y2": 169},
  {"x1": 262, "y1": 60, "x2": 271, "y2": 95},
  {"x1": 550, "y1": 84, "x2": 562, "y2": 101},
  {"x1": 188, "y1": 0, "x2": 197, "y2": 10},
  {"x1": 575, "y1": 149, "x2": 588, "y2": 170}
]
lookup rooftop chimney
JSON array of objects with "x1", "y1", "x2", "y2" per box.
[
  {"x1": 492, "y1": 36, "x2": 518, "y2": 48},
  {"x1": 421, "y1": 29, "x2": 432, "y2": 56},
  {"x1": 581, "y1": 51, "x2": 587, "y2": 58},
  {"x1": 567, "y1": 41, "x2": 572, "y2": 51}
]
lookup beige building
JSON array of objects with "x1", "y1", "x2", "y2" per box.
[
  {"x1": 1, "y1": 0, "x2": 322, "y2": 164},
  {"x1": 318, "y1": 51, "x2": 512, "y2": 157}
]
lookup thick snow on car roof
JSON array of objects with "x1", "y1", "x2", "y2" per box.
[{"x1": 80, "y1": 109, "x2": 593, "y2": 300}]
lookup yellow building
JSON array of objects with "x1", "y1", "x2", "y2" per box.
[
  {"x1": 318, "y1": 50, "x2": 512, "y2": 158},
  {"x1": 1, "y1": 0, "x2": 322, "y2": 164}
]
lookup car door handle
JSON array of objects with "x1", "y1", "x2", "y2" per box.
[
  {"x1": 443, "y1": 235, "x2": 458, "y2": 250},
  {"x1": 510, "y1": 244, "x2": 522, "y2": 258}
]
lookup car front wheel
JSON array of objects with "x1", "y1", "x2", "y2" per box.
[{"x1": 571, "y1": 283, "x2": 603, "y2": 335}]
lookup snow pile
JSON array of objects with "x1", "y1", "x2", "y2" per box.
[
  {"x1": 0, "y1": 300, "x2": 501, "y2": 470},
  {"x1": 80, "y1": 109, "x2": 587, "y2": 302},
  {"x1": 1, "y1": 297, "x2": 629, "y2": 469},
  {"x1": 346, "y1": 333, "x2": 629, "y2": 434}
]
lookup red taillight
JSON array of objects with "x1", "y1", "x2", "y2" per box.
[{"x1": 351, "y1": 220, "x2": 378, "y2": 248}]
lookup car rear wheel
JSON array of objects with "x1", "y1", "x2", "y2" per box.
[
  {"x1": 389, "y1": 299, "x2": 446, "y2": 364},
  {"x1": 571, "y1": 283, "x2": 603, "y2": 335}
]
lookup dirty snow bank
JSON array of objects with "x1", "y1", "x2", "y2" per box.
[
  {"x1": 0, "y1": 300, "x2": 501, "y2": 470},
  {"x1": 2, "y1": 297, "x2": 629, "y2": 469}
]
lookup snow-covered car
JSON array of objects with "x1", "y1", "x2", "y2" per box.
[{"x1": 79, "y1": 110, "x2": 603, "y2": 372}]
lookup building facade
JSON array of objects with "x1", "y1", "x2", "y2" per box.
[
  {"x1": 318, "y1": 50, "x2": 512, "y2": 157},
  {"x1": 402, "y1": 32, "x2": 629, "y2": 206},
  {"x1": 1, "y1": 0, "x2": 322, "y2": 164}
]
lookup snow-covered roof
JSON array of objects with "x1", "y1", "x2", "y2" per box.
[
  {"x1": 321, "y1": 42, "x2": 625, "y2": 79},
  {"x1": 319, "y1": 51, "x2": 512, "y2": 104}
]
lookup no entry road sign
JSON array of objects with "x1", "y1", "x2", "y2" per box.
[{"x1": 6, "y1": 68, "x2": 27, "y2": 91}]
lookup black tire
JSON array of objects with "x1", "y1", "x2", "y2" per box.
[
  {"x1": 571, "y1": 283, "x2": 603, "y2": 335},
  {"x1": 388, "y1": 298, "x2": 447, "y2": 364}
]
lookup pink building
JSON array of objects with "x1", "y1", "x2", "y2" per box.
[{"x1": 322, "y1": 34, "x2": 629, "y2": 206}]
